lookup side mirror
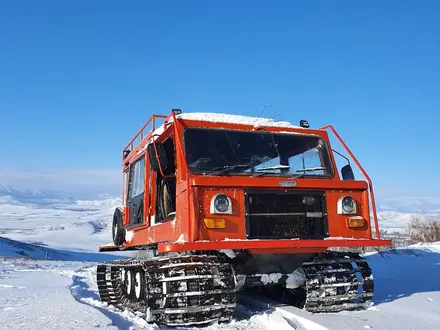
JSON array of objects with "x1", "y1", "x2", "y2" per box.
[
  {"x1": 341, "y1": 164, "x2": 355, "y2": 180},
  {"x1": 147, "y1": 143, "x2": 168, "y2": 173}
]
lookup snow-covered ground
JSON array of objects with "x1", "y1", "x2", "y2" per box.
[
  {"x1": 0, "y1": 188, "x2": 122, "y2": 255},
  {"x1": 0, "y1": 257, "x2": 275, "y2": 330},
  {"x1": 1, "y1": 187, "x2": 440, "y2": 329},
  {"x1": 2, "y1": 244, "x2": 440, "y2": 330},
  {"x1": 250, "y1": 243, "x2": 440, "y2": 330}
]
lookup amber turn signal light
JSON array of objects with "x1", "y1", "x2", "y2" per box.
[
  {"x1": 203, "y1": 217, "x2": 226, "y2": 229},
  {"x1": 347, "y1": 216, "x2": 365, "y2": 228}
]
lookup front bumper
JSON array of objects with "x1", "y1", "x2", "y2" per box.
[
  {"x1": 99, "y1": 238, "x2": 392, "y2": 253},
  {"x1": 158, "y1": 238, "x2": 392, "y2": 253}
]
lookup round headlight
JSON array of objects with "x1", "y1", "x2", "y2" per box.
[
  {"x1": 342, "y1": 196, "x2": 356, "y2": 213},
  {"x1": 214, "y1": 194, "x2": 230, "y2": 213}
]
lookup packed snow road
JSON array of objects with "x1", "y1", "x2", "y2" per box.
[{"x1": 1, "y1": 244, "x2": 440, "y2": 330}]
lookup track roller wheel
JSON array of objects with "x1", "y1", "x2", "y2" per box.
[
  {"x1": 134, "y1": 269, "x2": 145, "y2": 300},
  {"x1": 125, "y1": 269, "x2": 134, "y2": 297}
]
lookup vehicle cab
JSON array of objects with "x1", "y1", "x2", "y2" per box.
[{"x1": 101, "y1": 109, "x2": 390, "y2": 254}]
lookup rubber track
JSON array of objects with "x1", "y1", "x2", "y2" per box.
[
  {"x1": 96, "y1": 255, "x2": 236, "y2": 327},
  {"x1": 302, "y1": 252, "x2": 374, "y2": 312}
]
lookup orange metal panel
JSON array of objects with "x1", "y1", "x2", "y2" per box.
[
  {"x1": 121, "y1": 219, "x2": 181, "y2": 248},
  {"x1": 190, "y1": 175, "x2": 368, "y2": 190},
  {"x1": 325, "y1": 190, "x2": 372, "y2": 239},
  {"x1": 175, "y1": 189, "x2": 189, "y2": 240},
  {"x1": 196, "y1": 187, "x2": 372, "y2": 242},
  {"x1": 122, "y1": 206, "x2": 130, "y2": 226},
  {"x1": 198, "y1": 188, "x2": 246, "y2": 241},
  {"x1": 321, "y1": 125, "x2": 381, "y2": 239}
]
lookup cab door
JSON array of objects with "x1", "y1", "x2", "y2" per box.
[{"x1": 127, "y1": 155, "x2": 145, "y2": 226}]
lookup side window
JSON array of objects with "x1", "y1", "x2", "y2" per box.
[
  {"x1": 162, "y1": 138, "x2": 176, "y2": 174},
  {"x1": 123, "y1": 170, "x2": 129, "y2": 203},
  {"x1": 128, "y1": 156, "x2": 145, "y2": 199},
  {"x1": 156, "y1": 138, "x2": 177, "y2": 222}
]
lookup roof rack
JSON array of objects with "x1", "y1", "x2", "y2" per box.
[{"x1": 122, "y1": 114, "x2": 168, "y2": 161}]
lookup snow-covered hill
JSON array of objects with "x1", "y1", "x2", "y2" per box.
[
  {"x1": 377, "y1": 198, "x2": 440, "y2": 234},
  {"x1": 0, "y1": 185, "x2": 121, "y2": 207},
  {"x1": 0, "y1": 185, "x2": 75, "y2": 205},
  {"x1": 0, "y1": 187, "x2": 122, "y2": 255},
  {"x1": 377, "y1": 211, "x2": 417, "y2": 234},
  {"x1": 378, "y1": 196, "x2": 440, "y2": 215}
]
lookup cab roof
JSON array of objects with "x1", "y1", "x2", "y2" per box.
[{"x1": 174, "y1": 112, "x2": 302, "y2": 129}]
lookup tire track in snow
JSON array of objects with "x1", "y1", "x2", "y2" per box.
[
  {"x1": 238, "y1": 294, "x2": 329, "y2": 330},
  {"x1": 69, "y1": 274, "x2": 140, "y2": 329},
  {"x1": 67, "y1": 266, "x2": 156, "y2": 329}
]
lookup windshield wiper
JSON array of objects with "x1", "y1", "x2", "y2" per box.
[
  {"x1": 250, "y1": 165, "x2": 292, "y2": 178},
  {"x1": 206, "y1": 164, "x2": 251, "y2": 176},
  {"x1": 295, "y1": 167, "x2": 327, "y2": 173},
  {"x1": 255, "y1": 165, "x2": 290, "y2": 172},
  {"x1": 251, "y1": 166, "x2": 327, "y2": 178}
]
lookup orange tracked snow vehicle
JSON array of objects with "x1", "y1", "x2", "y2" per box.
[{"x1": 97, "y1": 109, "x2": 391, "y2": 326}]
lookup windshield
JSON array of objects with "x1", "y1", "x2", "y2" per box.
[{"x1": 183, "y1": 128, "x2": 334, "y2": 178}]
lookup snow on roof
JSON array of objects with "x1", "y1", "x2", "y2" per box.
[
  {"x1": 175, "y1": 112, "x2": 301, "y2": 129},
  {"x1": 137, "y1": 112, "x2": 301, "y2": 154}
]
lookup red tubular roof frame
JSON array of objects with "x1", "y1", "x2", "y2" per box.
[
  {"x1": 321, "y1": 125, "x2": 381, "y2": 239},
  {"x1": 122, "y1": 114, "x2": 168, "y2": 162}
]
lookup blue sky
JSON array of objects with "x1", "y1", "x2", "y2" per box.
[{"x1": 0, "y1": 0, "x2": 439, "y2": 198}]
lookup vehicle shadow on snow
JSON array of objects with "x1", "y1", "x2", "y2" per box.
[
  {"x1": 69, "y1": 274, "x2": 138, "y2": 330},
  {"x1": 0, "y1": 236, "x2": 123, "y2": 263},
  {"x1": 367, "y1": 248, "x2": 440, "y2": 305}
]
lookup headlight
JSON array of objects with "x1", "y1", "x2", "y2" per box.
[
  {"x1": 337, "y1": 196, "x2": 357, "y2": 214},
  {"x1": 210, "y1": 194, "x2": 232, "y2": 214},
  {"x1": 342, "y1": 197, "x2": 355, "y2": 213}
]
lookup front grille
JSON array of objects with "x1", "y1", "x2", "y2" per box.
[{"x1": 245, "y1": 190, "x2": 328, "y2": 239}]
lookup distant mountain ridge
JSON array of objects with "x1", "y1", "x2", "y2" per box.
[
  {"x1": 0, "y1": 185, "x2": 120, "y2": 205},
  {"x1": 0, "y1": 185, "x2": 73, "y2": 204},
  {"x1": 377, "y1": 196, "x2": 440, "y2": 215}
]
